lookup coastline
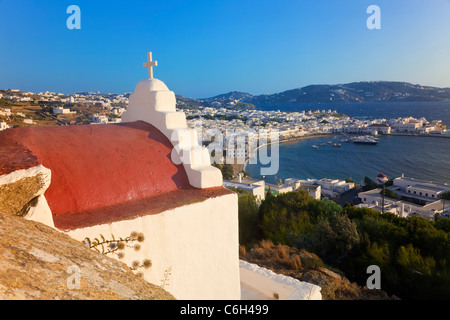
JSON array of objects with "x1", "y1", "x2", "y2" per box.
[
  {"x1": 389, "y1": 132, "x2": 450, "y2": 139},
  {"x1": 278, "y1": 133, "x2": 335, "y2": 145},
  {"x1": 244, "y1": 133, "x2": 334, "y2": 171},
  {"x1": 243, "y1": 131, "x2": 449, "y2": 172}
]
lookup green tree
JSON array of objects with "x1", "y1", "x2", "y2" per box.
[
  {"x1": 236, "y1": 189, "x2": 261, "y2": 246},
  {"x1": 299, "y1": 212, "x2": 360, "y2": 265},
  {"x1": 213, "y1": 163, "x2": 234, "y2": 180},
  {"x1": 435, "y1": 218, "x2": 450, "y2": 232},
  {"x1": 381, "y1": 188, "x2": 397, "y2": 199},
  {"x1": 362, "y1": 176, "x2": 378, "y2": 191},
  {"x1": 258, "y1": 191, "x2": 315, "y2": 244}
]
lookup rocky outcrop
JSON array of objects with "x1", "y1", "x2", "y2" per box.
[
  {"x1": 0, "y1": 211, "x2": 175, "y2": 300},
  {"x1": 0, "y1": 165, "x2": 51, "y2": 217}
]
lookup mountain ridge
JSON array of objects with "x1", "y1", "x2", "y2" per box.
[{"x1": 194, "y1": 81, "x2": 450, "y2": 107}]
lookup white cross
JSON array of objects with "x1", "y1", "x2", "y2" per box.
[{"x1": 143, "y1": 52, "x2": 158, "y2": 79}]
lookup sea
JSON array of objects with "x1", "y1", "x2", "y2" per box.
[{"x1": 246, "y1": 100, "x2": 450, "y2": 185}]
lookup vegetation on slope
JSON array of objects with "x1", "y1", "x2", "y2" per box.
[{"x1": 235, "y1": 188, "x2": 450, "y2": 299}]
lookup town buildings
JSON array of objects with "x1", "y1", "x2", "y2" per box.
[
  {"x1": 358, "y1": 175, "x2": 450, "y2": 219},
  {"x1": 0, "y1": 122, "x2": 8, "y2": 131}
]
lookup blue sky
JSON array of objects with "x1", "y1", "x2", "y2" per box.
[{"x1": 1, "y1": 0, "x2": 450, "y2": 98}]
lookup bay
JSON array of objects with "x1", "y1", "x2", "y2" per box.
[{"x1": 247, "y1": 101, "x2": 450, "y2": 185}]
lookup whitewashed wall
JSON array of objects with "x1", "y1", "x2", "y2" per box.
[
  {"x1": 240, "y1": 260, "x2": 322, "y2": 300},
  {"x1": 66, "y1": 192, "x2": 241, "y2": 300}
]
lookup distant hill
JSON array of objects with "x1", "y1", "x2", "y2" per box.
[
  {"x1": 249, "y1": 81, "x2": 450, "y2": 106},
  {"x1": 191, "y1": 81, "x2": 450, "y2": 107},
  {"x1": 202, "y1": 91, "x2": 254, "y2": 102}
]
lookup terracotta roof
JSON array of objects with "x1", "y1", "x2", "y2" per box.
[{"x1": 0, "y1": 121, "x2": 232, "y2": 231}]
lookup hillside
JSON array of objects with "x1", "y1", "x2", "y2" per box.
[
  {"x1": 195, "y1": 81, "x2": 450, "y2": 107},
  {"x1": 240, "y1": 240, "x2": 393, "y2": 300},
  {"x1": 203, "y1": 91, "x2": 254, "y2": 102},
  {"x1": 0, "y1": 211, "x2": 175, "y2": 300}
]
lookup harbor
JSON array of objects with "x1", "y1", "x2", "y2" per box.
[{"x1": 247, "y1": 133, "x2": 450, "y2": 187}]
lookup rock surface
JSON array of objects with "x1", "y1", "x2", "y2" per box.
[
  {"x1": 0, "y1": 211, "x2": 175, "y2": 300},
  {"x1": 0, "y1": 165, "x2": 51, "y2": 216}
]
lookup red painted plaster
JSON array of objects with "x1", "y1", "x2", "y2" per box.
[
  {"x1": 0, "y1": 145, "x2": 39, "y2": 175},
  {"x1": 0, "y1": 121, "x2": 231, "y2": 230}
]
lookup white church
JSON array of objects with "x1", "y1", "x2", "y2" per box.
[{"x1": 0, "y1": 53, "x2": 321, "y2": 300}]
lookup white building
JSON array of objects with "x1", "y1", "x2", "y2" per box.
[
  {"x1": 265, "y1": 183, "x2": 293, "y2": 195},
  {"x1": 298, "y1": 184, "x2": 321, "y2": 200},
  {"x1": 358, "y1": 175, "x2": 450, "y2": 219},
  {"x1": 0, "y1": 108, "x2": 11, "y2": 116},
  {"x1": 111, "y1": 107, "x2": 126, "y2": 116},
  {"x1": 334, "y1": 180, "x2": 355, "y2": 193},
  {"x1": 223, "y1": 178, "x2": 266, "y2": 202},
  {"x1": 367, "y1": 124, "x2": 391, "y2": 135},
  {"x1": 17, "y1": 97, "x2": 32, "y2": 102},
  {"x1": 284, "y1": 178, "x2": 321, "y2": 200},
  {"x1": 91, "y1": 114, "x2": 109, "y2": 124},
  {"x1": 393, "y1": 175, "x2": 450, "y2": 202},
  {"x1": 391, "y1": 121, "x2": 421, "y2": 133},
  {"x1": 317, "y1": 178, "x2": 340, "y2": 191},
  {"x1": 52, "y1": 107, "x2": 76, "y2": 115},
  {"x1": 0, "y1": 122, "x2": 8, "y2": 131}
]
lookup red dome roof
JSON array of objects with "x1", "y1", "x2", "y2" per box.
[{"x1": 0, "y1": 121, "x2": 230, "y2": 230}]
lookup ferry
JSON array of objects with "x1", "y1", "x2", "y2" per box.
[{"x1": 353, "y1": 136, "x2": 378, "y2": 145}]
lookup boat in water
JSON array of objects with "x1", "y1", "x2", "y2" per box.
[
  {"x1": 312, "y1": 145, "x2": 319, "y2": 149},
  {"x1": 332, "y1": 143, "x2": 341, "y2": 147},
  {"x1": 353, "y1": 136, "x2": 378, "y2": 145}
]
